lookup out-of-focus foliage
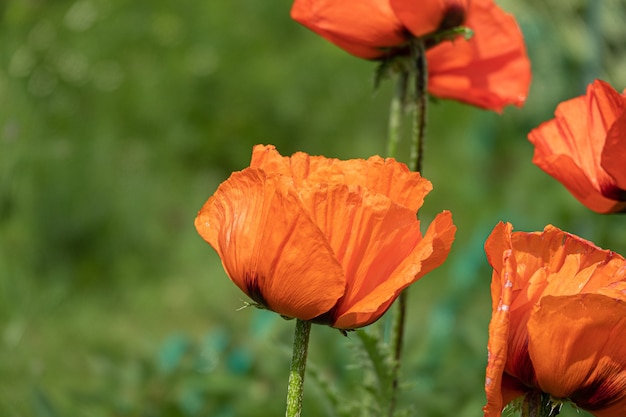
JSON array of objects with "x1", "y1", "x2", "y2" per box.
[{"x1": 1, "y1": 0, "x2": 626, "y2": 416}]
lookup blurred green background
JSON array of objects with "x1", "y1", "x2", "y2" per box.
[{"x1": 2, "y1": 0, "x2": 626, "y2": 416}]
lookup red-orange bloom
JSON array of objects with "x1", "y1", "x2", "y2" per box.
[
  {"x1": 484, "y1": 222, "x2": 626, "y2": 417},
  {"x1": 528, "y1": 79, "x2": 626, "y2": 214},
  {"x1": 290, "y1": 0, "x2": 531, "y2": 111},
  {"x1": 195, "y1": 144, "x2": 456, "y2": 330}
]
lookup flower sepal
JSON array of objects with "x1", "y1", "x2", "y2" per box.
[
  {"x1": 521, "y1": 392, "x2": 563, "y2": 417},
  {"x1": 423, "y1": 26, "x2": 473, "y2": 48},
  {"x1": 236, "y1": 299, "x2": 267, "y2": 312}
]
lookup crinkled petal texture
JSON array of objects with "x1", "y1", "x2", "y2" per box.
[
  {"x1": 483, "y1": 222, "x2": 626, "y2": 417},
  {"x1": 422, "y1": 0, "x2": 530, "y2": 111},
  {"x1": 290, "y1": 0, "x2": 405, "y2": 59},
  {"x1": 196, "y1": 145, "x2": 456, "y2": 329},
  {"x1": 529, "y1": 294, "x2": 626, "y2": 417},
  {"x1": 528, "y1": 79, "x2": 626, "y2": 213},
  {"x1": 195, "y1": 169, "x2": 346, "y2": 320},
  {"x1": 249, "y1": 143, "x2": 432, "y2": 212}
]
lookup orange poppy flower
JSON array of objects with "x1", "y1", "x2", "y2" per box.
[
  {"x1": 290, "y1": 0, "x2": 531, "y2": 111},
  {"x1": 484, "y1": 222, "x2": 626, "y2": 417},
  {"x1": 528, "y1": 79, "x2": 626, "y2": 214},
  {"x1": 195, "y1": 144, "x2": 456, "y2": 330}
]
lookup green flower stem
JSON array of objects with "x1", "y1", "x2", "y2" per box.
[
  {"x1": 386, "y1": 68, "x2": 409, "y2": 417},
  {"x1": 388, "y1": 285, "x2": 407, "y2": 417},
  {"x1": 409, "y1": 38, "x2": 428, "y2": 174},
  {"x1": 389, "y1": 38, "x2": 428, "y2": 417},
  {"x1": 386, "y1": 71, "x2": 408, "y2": 159},
  {"x1": 285, "y1": 319, "x2": 312, "y2": 417}
]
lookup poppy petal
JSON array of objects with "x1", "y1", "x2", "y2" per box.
[
  {"x1": 539, "y1": 233, "x2": 626, "y2": 297},
  {"x1": 290, "y1": 0, "x2": 405, "y2": 59},
  {"x1": 602, "y1": 109, "x2": 626, "y2": 190},
  {"x1": 528, "y1": 80, "x2": 626, "y2": 213},
  {"x1": 251, "y1": 144, "x2": 432, "y2": 212},
  {"x1": 484, "y1": 221, "x2": 513, "y2": 281},
  {"x1": 530, "y1": 152, "x2": 622, "y2": 213},
  {"x1": 506, "y1": 225, "x2": 625, "y2": 295},
  {"x1": 529, "y1": 294, "x2": 626, "y2": 414},
  {"x1": 297, "y1": 182, "x2": 421, "y2": 326},
  {"x1": 484, "y1": 223, "x2": 626, "y2": 416},
  {"x1": 491, "y1": 225, "x2": 624, "y2": 337},
  {"x1": 425, "y1": 0, "x2": 531, "y2": 111},
  {"x1": 194, "y1": 168, "x2": 345, "y2": 320},
  {"x1": 485, "y1": 222, "x2": 540, "y2": 324},
  {"x1": 391, "y1": 0, "x2": 467, "y2": 38},
  {"x1": 332, "y1": 209, "x2": 455, "y2": 329},
  {"x1": 484, "y1": 239, "x2": 519, "y2": 417},
  {"x1": 297, "y1": 154, "x2": 432, "y2": 212}
]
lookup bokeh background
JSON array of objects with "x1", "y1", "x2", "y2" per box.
[{"x1": 2, "y1": 0, "x2": 626, "y2": 416}]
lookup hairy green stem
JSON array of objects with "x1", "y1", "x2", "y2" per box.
[
  {"x1": 409, "y1": 38, "x2": 428, "y2": 174},
  {"x1": 389, "y1": 38, "x2": 428, "y2": 417},
  {"x1": 386, "y1": 72, "x2": 408, "y2": 159},
  {"x1": 388, "y1": 286, "x2": 407, "y2": 417},
  {"x1": 285, "y1": 319, "x2": 312, "y2": 417},
  {"x1": 386, "y1": 69, "x2": 409, "y2": 417}
]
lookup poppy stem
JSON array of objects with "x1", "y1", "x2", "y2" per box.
[
  {"x1": 409, "y1": 38, "x2": 428, "y2": 174},
  {"x1": 388, "y1": 286, "x2": 407, "y2": 417},
  {"x1": 285, "y1": 319, "x2": 312, "y2": 417},
  {"x1": 389, "y1": 38, "x2": 428, "y2": 417},
  {"x1": 386, "y1": 71, "x2": 408, "y2": 159}
]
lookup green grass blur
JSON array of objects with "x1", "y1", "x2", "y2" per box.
[{"x1": 1, "y1": 0, "x2": 626, "y2": 415}]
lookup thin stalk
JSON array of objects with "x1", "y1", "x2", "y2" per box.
[
  {"x1": 386, "y1": 70, "x2": 409, "y2": 417},
  {"x1": 388, "y1": 285, "x2": 407, "y2": 417},
  {"x1": 389, "y1": 38, "x2": 429, "y2": 417},
  {"x1": 409, "y1": 38, "x2": 428, "y2": 174},
  {"x1": 285, "y1": 319, "x2": 312, "y2": 417},
  {"x1": 386, "y1": 71, "x2": 409, "y2": 159}
]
